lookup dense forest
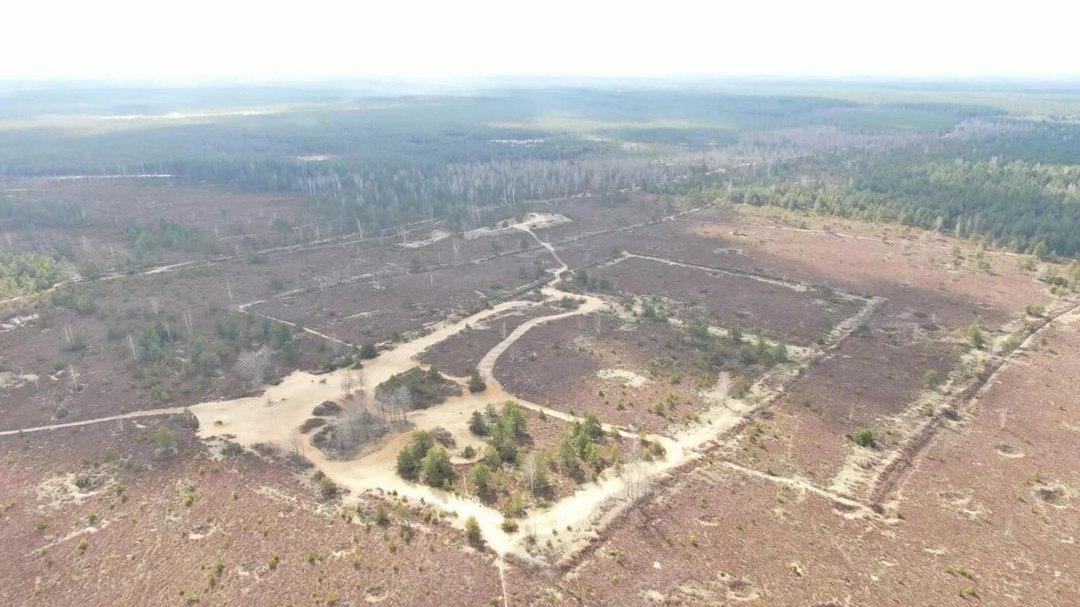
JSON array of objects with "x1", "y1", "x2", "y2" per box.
[
  {"x1": 0, "y1": 88, "x2": 981, "y2": 233},
  {"x1": 653, "y1": 121, "x2": 1080, "y2": 257},
  {"x1": 2, "y1": 83, "x2": 1079, "y2": 256}
]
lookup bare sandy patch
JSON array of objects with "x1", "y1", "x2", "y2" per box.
[{"x1": 596, "y1": 368, "x2": 650, "y2": 388}]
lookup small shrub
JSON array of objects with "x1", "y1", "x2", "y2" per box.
[
  {"x1": 312, "y1": 401, "x2": 343, "y2": 416},
  {"x1": 465, "y1": 516, "x2": 482, "y2": 543},
  {"x1": 729, "y1": 376, "x2": 753, "y2": 400},
  {"x1": 852, "y1": 427, "x2": 877, "y2": 449},
  {"x1": 319, "y1": 476, "x2": 339, "y2": 500},
  {"x1": 285, "y1": 451, "x2": 314, "y2": 469},
  {"x1": 221, "y1": 441, "x2": 244, "y2": 457},
  {"x1": 374, "y1": 505, "x2": 390, "y2": 526},
  {"x1": 468, "y1": 411, "x2": 489, "y2": 436},
  {"x1": 1001, "y1": 332, "x2": 1023, "y2": 353},
  {"x1": 429, "y1": 426, "x2": 456, "y2": 448},
  {"x1": 468, "y1": 369, "x2": 487, "y2": 393},
  {"x1": 501, "y1": 492, "x2": 525, "y2": 518},
  {"x1": 968, "y1": 321, "x2": 985, "y2": 350},
  {"x1": 470, "y1": 463, "x2": 492, "y2": 494},
  {"x1": 299, "y1": 417, "x2": 327, "y2": 433},
  {"x1": 643, "y1": 441, "x2": 667, "y2": 460},
  {"x1": 421, "y1": 447, "x2": 454, "y2": 488},
  {"x1": 153, "y1": 427, "x2": 177, "y2": 458}
]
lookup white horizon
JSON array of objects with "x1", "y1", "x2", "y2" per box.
[{"x1": 4, "y1": 0, "x2": 1079, "y2": 82}]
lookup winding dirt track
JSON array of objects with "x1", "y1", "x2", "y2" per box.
[
  {"x1": 0, "y1": 219, "x2": 756, "y2": 557},
  {"x1": 0, "y1": 207, "x2": 928, "y2": 562}
]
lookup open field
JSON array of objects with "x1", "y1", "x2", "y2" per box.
[
  {"x1": 2, "y1": 183, "x2": 1076, "y2": 604},
  {"x1": 540, "y1": 305, "x2": 1080, "y2": 607},
  {"x1": 2, "y1": 82, "x2": 1079, "y2": 605},
  {"x1": 0, "y1": 417, "x2": 506, "y2": 607}
]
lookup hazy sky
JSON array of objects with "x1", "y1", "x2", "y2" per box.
[{"x1": 4, "y1": 0, "x2": 1078, "y2": 81}]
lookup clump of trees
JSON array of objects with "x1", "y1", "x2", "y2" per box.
[
  {"x1": 704, "y1": 326, "x2": 788, "y2": 371},
  {"x1": 461, "y1": 402, "x2": 555, "y2": 513},
  {"x1": 120, "y1": 312, "x2": 299, "y2": 403},
  {"x1": 376, "y1": 367, "x2": 460, "y2": 412},
  {"x1": 463, "y1": 405, "x2": 643, "y2": 514},
  {"x1": 312, "y1": 408, "x2": 388, "y2": 459},
  {"x1": 0, "y1": 197, "x2": 84, "y2": 228},
  {"x1": 471, "y1": 402, "x2": 528, "y2": 465},
  {"x1": 0, "y1": 252, "x2": 64, "y2": 298},
  {"x1": 557, "y1": 413, "x2": 621, "y2": 480},
  {"x1": 125, "y1": 220, "x2": 220, "y2": 257},
  {"x1": 658, "y1": 136, "x2": 1080, "y2": 257},
  {"x1": 52, "y1": 289, "x2": 98, "y2": 315},
  {"x1": 395, "y1": 431, "x2": 454, "y2": 488},
  {"x1": 570, "y1": 269, "x2": 611, "y2": 292}
]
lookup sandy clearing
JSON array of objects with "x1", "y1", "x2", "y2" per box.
[
  {"x1": 597, "y1": 368, "x2": 650, "y2": 388},
  {"x1": 464, "y1": 213, "x2": 571, "y2": 241}
]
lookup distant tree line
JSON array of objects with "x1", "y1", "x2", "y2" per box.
[{"x1": 652, "y1": 121, "x2": 1080, "y2": 258}]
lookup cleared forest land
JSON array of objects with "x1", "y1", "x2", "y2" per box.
[
  {"x1": 2, "y1": 83, "x2": 1080, "y2": 606},
  {"x1": 2, "y1": 175, "x2": 1076, "y2": 606}
]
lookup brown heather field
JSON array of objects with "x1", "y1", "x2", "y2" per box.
[{"x1": 1, "y1": 181, "x2": 1076, "y2": 606}]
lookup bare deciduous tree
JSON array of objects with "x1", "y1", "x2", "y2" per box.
[
  {"x1": 381, "y1": 385, "x2": 412, "y2": 422},
  {"x1": 236, "y1": 347, "x2": 272, "y2": 391},
  {"x1": 330, "y1": 402, "x2": 387, "y2": 457},
  {"x1": 715, "y1": 371, "x2": 732, "y2": 409},
  {"x1": 67, "y1": 364, "x2": 80, "y2": 393},
  {"x1": 620, "y1": 434, "x2": 647, "y2": 509},
  {"x1": 523, "y1": 452, "x2": 545, "y2": 497}
]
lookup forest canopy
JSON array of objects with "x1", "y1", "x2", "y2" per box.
[{"x1": 653, "y1": 122, "x2": 1080, "y2": 257}]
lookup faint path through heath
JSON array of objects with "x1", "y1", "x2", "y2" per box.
[
  {"x1": 0, "y1": 201, "x2": 880, "y2": 561},
  {"x1": 0, "y1": 407, "x2": 188, "y2": 437}
]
